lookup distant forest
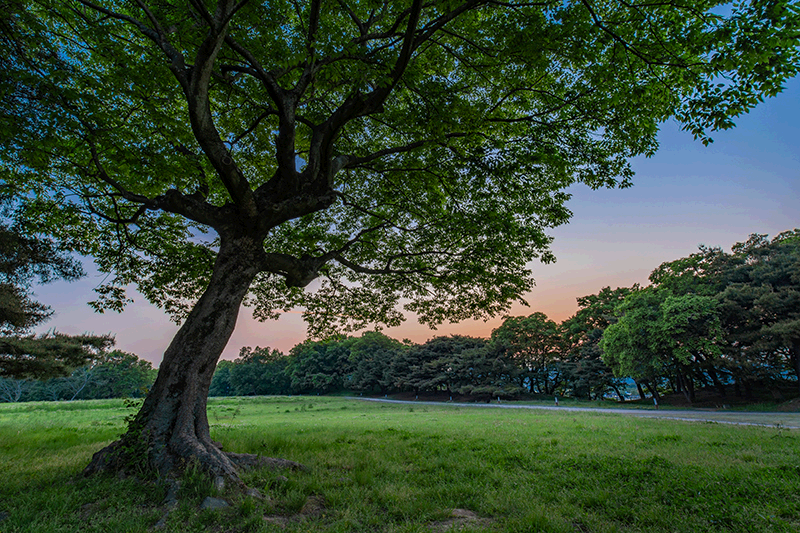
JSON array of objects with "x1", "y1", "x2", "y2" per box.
[
  {"x1": 3, "y1": 229, "x2": 797, "y2": 405},
  {"x1": 209, "y1": 229, "x2": 800, "y2": 405}
]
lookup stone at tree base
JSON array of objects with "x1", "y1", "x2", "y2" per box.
[
  {"x1": 299, "y1": 495, "x2": 326, "y2": 516},
  {"x1": 200, "y1": 497, "x2": 230, "y2": 510},
  {"x1": 450, "y1": 509, "x2": 479, "y2": 519},
  {"x1": 151, "y1": 513, "x2": 169, "y2": 531},
  {"x1": 262, "y1": 516, "x2": 289, "y2": 529},
  {"x1": 245, "y1": 487, "x2": 265, "y2": 500},
  {"x1": 161, "y1": 480, "x2": 181, "y2": 510},
  {"x1": 429, "y1": 509, "x2": 493, "y2": 532}
]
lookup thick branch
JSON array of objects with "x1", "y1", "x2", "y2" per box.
[
  {"x1": 261, "y1": 252, "x2": 326, "y2": 288},
  {"x1": 184, "y1": 3, "x2": 260, "y2": 218},
  {"x1": 85, "y1": 133, "x2": 225, "y2": 227},
  {"x1": 77, "y1": 0, "x2": 258, "y2": 220}
]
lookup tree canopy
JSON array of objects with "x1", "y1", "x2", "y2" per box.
[{"x1": 3, "y1": 0, "x2": 798, "y2": 332}]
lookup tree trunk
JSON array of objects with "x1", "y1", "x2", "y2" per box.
[
  {"x1": 679, "y1": 367, "x2": 695, "y2": 403},
  {"x1": 610, "y1": 383, "x2": 625, "y2": 402},
  {"x1": 694, "y1": 366, "x2": 709, "y2": 388},
  {"x1": 792, "y1": 340, "x2": 800, "y2": 394},
  {"x1": 743, "y1": 377, "x2": 753, "y2": 399},
  {"x1": 686, "y1": 374, "x2": 695, "y2": 403},
  {"x1": 706, "y1": 364, "x2": 726, "y2": 397},
  {"x1": 645, "y1": 381, "x2": 660, "y2": 402},
  {"x1": 635, "y1": 380, "x2": 646, "y2": 400},
  {"x1": 84, "y1": 235, "x2": 299, "y2": 480}
]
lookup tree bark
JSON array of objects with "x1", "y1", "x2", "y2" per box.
[
  {"x1": 705, "y1": 363, "x2": 726, "y2": 397},
  {"x1": 792, "y1": 340, "x2": 800, "y2": 394},
  {"x1": 678, "y1": 366, "x2": 695, "y2": 403},
  {"x1": 84, "y1": 235, "x2": 298, "y2": 480},
  {"x1": 645, "y1": 381, "x2": 660, "y2": 402},
  {"x1": 610, "y1": 383, "x2": 625, "y2": 402},
  {"x1": 634, "y1": 380, "x2": 646, "y2": 400}
]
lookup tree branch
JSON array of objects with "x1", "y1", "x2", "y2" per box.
[{"x1": 76, "y1": 0, "x2": 188, "y2": 84}]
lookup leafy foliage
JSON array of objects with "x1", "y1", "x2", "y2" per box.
[
  {"x1": 5, "y1": 350, "x2": 157, "y2": 402},
  {"x1": 491, "y1": 313, "x2": 563, "y2": 394},
  {"x1": 2, "y1": 0, "x2": 798, "y2": 334},
  {"x1": 0, "y1": 217, "x2": 113, "y2": 379},
  {"x1": 602, "y1": 229, "x2": 800, "y2": 401}
]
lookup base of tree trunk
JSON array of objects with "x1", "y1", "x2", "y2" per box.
[{"x1": 82, "y1": 437, "x2": 305, "y2": 484}]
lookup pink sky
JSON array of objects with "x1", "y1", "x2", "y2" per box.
[{"x1": 33, "y1": 79, "x2": 800, "y2": 366}]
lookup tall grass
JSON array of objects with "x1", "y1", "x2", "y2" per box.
[{"x1": 1, "y1": 397, "x2": 798, "y2": 532}]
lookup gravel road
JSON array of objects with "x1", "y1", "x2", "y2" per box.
[{"x1": 353, "y1": 397, "x2": 800, "y2": 429}]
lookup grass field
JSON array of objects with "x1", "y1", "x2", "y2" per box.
[{"x1": 1, "y1": 396, "x2": 799, "y2": 532}]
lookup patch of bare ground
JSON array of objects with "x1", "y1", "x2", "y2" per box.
[
  {"x1": 652, "y1": 386, "x2": 799, "y2": 410},
  {"x1": 429, "y1": 509, "x2": 494, "y2": 532},
  {"x1": 262, "y1": 494, "x2": 326, "y2": 529},
  {"x1": 777, "y1": 397, "x2": 800, "y2": 412}
]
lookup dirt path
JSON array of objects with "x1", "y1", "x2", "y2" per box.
[{"x1": 354, "y1": 397, "x2": 800, "y2": 429}]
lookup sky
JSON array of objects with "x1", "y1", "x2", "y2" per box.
[{"x1": 32, "y1": 78, "x2": 800, "y2": 367}]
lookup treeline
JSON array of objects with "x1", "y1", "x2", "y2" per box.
[
  {"x1": 0, "y1": 350, "x2": 156, "y2": 402},
  {"x1": 208, "y1": 311, "x2": 626, "y2": 401},
  {"x1": 4, "y1": 231, "x2": 795, "y2": 405},
  {"x1": 211, "y1": 230, "x2": 799, "y2": 403},
  {"x1": 602, "y1": 230, "x2": 800, "y2": 402}
]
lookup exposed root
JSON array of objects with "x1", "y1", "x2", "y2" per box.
[
  {"x1": 225, "y1": 452, "x2": 308, "y2": 472},
  {"x1": 83, "y1": 440, "x2": 126, "y2": 477},
  {"x1": 84, "y1": 438, "x2": 306, "y2": 482}
]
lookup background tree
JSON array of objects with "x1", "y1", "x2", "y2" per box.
[
  {"x1": 80, "y1": 351, "x2": 157, "y2": 400},
  {"x1": 286, "y1": 338, "x2": 353, "y2": 394},
  {"x1": 643, "y1": 230, "x2": 800, "y2": 399},
  {"x1": 450, "y1": 341, "x2": 523, "y2": 400},
  {"x1": 491, "y1": 313, "x2": 563, "y2": 394},
  {"x1": 0, "y1": 377, "x2": 31, "y2": 403},
  {"x1": 405, "y1": 335, "x2": 487, "y2": 395},
  {"x1": 209, "y1": 360, "x2": 234, "y2": 397},
  {"x1": 228, "y1": 346, "x2": 291, "y2": 396},
  {"x1": 3, "y1": 0, "x2": 798, "y2": 479},
  {"x1": 561, "y1": 286, "x2": 635, "y2": 400},
  {"x1": 601, "y1": 287, "x2": 669, "y2": 401},
  {"x1": 0, "y1": 216, "x2": 113, "y2": 380},
  {"x1": 720, "y1": 231, "x2": 800, "y2": 394},
  {"x1": 348, "y1": 331, "x2": 405, "y2": 394},
  {"x1": 659, "y1": 293, "x2": 726, "y2": 402}
]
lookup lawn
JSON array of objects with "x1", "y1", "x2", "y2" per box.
[{"x1": 1, "y1": 396, "x2": 798, "y2": 532}]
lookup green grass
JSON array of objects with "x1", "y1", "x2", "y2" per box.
[{"x1": 1, "y1": 397, "x2": 799, "y2": 532}]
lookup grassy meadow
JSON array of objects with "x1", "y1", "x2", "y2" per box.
[{"x1": 1, "y1": 396, "x2": 799, "y2": 532}]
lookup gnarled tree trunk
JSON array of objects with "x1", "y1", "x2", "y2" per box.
[{"x1": 84, "y1": 235, "x2": 297, "y2": 480}]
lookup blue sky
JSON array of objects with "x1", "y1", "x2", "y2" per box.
[{"x1": 33, "y1": 78, "x2": 800, "y2": 365}]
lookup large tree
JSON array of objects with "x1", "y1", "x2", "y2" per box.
[
  {"x1": 2, "y1": 0, "x2": 798, "y2": 480},
  {"x1": 561, "y1": 286, "x2": 635, "y2": 400},
  {"x1": 491, "y1": 312, "x2": 563, "y2": 394},
  {"x1": 721, "y1": 230, "x2": 800, "y2": 392}
]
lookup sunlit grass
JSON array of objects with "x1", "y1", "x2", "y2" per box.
[{"x1": 1, "y1": 397, "x2": 799, "y2": 532}]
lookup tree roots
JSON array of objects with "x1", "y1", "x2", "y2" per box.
[{"x1": 83, "y1": 439, "x2": 306, "y2": 481}]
